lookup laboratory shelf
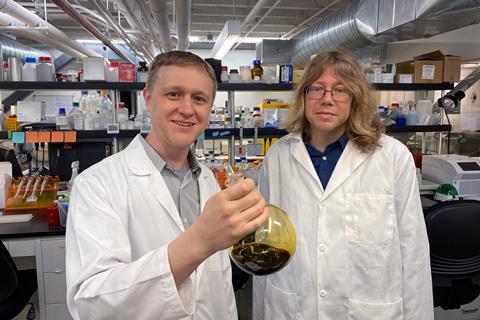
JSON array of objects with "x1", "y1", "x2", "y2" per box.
[
  {"x1": 385, "y1": 124, "x2": 451, "y2": 133},
  {"x1": 217, "y1": 83, "x2": 293, "y2": 91},
  {"x1": 0, "y1": 81, "x2": 146, "y2": 91},
  {"x1": 0, "y1": 81, "x2": 293, "y2": 92},
  {"x1": 203, "y1": 125, "x2": 452, "y2": 139},
  {"x1": 0, "y1": 130, "x2": 140, "y2": 141},
  {"x1": 0, "y1": 81, "x2": 453, "y2": 92},
  {"x1": 371, "y1": 83, "x2": 454, "y2": 91},
  {"x1": 204, "y1": 128, "x2": 288, "y2": 139},
  {"x1": 0, "y1": 125, "x2": 451, "y2": 142}
]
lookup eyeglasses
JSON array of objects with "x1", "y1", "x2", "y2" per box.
[{"x1": 305, "y1": 86, "x2": 351, "y2": 101}]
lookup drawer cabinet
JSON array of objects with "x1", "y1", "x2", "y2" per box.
[
  {"x1": 8, "y1": 239, "x2": 35, "y2": 257},
  {"x1": 41, "y1": 239, "x2": 66, "y2": 273},
  {"x1": 43, "y1": 272, "x2": 67, "y2": 304},
  {"x1": 36, "y1": 237, "x2": 69, "y2": 320},
  {"x1": 45, "y1": 303, "x2": 72, "y2": 320}
]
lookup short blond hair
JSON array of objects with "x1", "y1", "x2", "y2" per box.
[
  {"x1": 282, "y1": 50, "x2": 384, "y2": 153},
  {"x1": 146, "y1": 50, "x2": 217, "y2": 98}
]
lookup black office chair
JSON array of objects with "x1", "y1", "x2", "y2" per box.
[
  {"x1": 0, "y1": 241, "x2": 37, "y2": 319},
  {"x1": 424, "y1": 200, "x2": 480, "y2": 310}
]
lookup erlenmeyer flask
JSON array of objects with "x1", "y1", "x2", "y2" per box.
[{"x1": 225, "y1": 166, "x2": 296, "y2": 276}]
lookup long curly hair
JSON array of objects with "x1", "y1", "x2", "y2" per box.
[{"x1": 282, "y1": 50, "x2": 384, "y2": 153}]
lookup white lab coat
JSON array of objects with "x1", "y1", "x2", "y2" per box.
[
  {"x1": 253, "y1": 133, "x2": 433, "y2": 320},
  {"x1": 66, "y1": 135, "x2": 237, "y2": 320}
]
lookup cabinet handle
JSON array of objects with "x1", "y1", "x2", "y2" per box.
[
  {"x1": 461, "y1": 307, "x2": 478, "y2": 314},
  {"x1": 54, "y1": 269, "x2": 64, "y2": 274}
]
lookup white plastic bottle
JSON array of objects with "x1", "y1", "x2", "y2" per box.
[
  {"x1": 56, "y1": 107, "x2": 71, "y2": 130},
  {"x1": 36, "y1": 56, "x2": 55, "y2": 81},
  {"x1": 252, "y1": 107, "x2": 263, "y2": 128},
  {"x1": 141, "y1": 110, "x2": 152, "y2": 133},
  {"x1": 240, "y1": 107, "x2": 251, "y2": 128},
  {"x1": 99, "y1": 91, "x2": 113, "y2": 128},
  {"x1": 69, "y1": 102, "x2": 84, "y2": 130},
  {"x1": 22, "y1": 57, "x2": 37, "y2": 81},
  {"x1": 116, "y1": 102, "x2": 129, "y2": 129},
  {"x1": 78, "y1": 90, "x2": 89, "y2": 114}
]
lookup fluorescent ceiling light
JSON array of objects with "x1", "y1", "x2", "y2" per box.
[
  {"x1": 76, "y1": 39, "x2": 102, "y2": 44},
  {"x1": 210, "y1": 20, "x2": 241, "y2": 60},
  {"x1": 76, "y1": 39, "x2": 125, "y2": 44}
]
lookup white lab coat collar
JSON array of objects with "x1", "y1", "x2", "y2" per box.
[
  {"x1": 285, "y1": 132, "x2": 370, "y2": 201},
  {"x1": 123, "y1": 135, "x2": 211, "y2": 232}
]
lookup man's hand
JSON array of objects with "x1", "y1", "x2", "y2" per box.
[
  {"x1": 192, "y1": 178, "x2": 269, "y2": 255},
  {"x1": 168, "y1": 178, "x2": 269, "y2": 286}
]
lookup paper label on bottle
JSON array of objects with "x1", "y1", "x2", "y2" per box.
[
  {"x1": 422, "y1": 65, "x2": 435, "y2": 80},
  {"x1": 140, "y1": 123, "x2": 151, "y2": 134},
  {"x1": 107, "y1": 123, "x2": 120, "y2": 134}
]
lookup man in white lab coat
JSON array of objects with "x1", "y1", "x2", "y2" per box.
[
  {"x1": 66, "y1": 51, "x2": 269, "y2": 320},
  {"x1": 253, "y1": 50, "x2": 434, "y2": 319}
]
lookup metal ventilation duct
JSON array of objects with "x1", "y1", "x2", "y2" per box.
[
  {"x1": 0, "y1": 34, "x2": 44, "y2": 59},
  {"x1": 291, "y1": 0, "x2": 480, "y2": 66}
]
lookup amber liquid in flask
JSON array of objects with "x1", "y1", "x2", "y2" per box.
[{"x1": 225, "y1": 167, "x2": 296, "y2": 276}]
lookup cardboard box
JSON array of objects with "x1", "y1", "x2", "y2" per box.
[
  {"x1": 395, "y1": 74, "x2": 413, "y2": 83},
  {"x1": 396, "y1": 51, "x2": 461, "y2": 83},
  {"x1": 443, "y1": 55, "x2": 461, "y2": 82}
]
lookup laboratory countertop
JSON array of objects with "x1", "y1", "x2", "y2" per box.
[
  {"x1": 0, "y1": 211, "x2": 65, "y2": 239},
  {"x1": 0, "y1": 194, "x2": 438, "y2": 240}
]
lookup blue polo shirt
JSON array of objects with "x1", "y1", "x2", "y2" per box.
[{"x1": 305, "y1": 133, "x2": 348, "y2": 189}]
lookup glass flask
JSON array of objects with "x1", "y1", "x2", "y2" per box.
[{"x1": 226, "y1": 167, "x2": 296, "y2": 276}]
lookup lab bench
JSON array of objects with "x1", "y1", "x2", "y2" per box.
[
  {"x1": 2, "y1": 196, "x2": 478, "y2": 320},
  {"x1": 0, "y1": 212, "x2": 70, "y2": 320}
]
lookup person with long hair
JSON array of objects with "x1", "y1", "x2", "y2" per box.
[{"x1": 253, "y1": 50, "x2": 433, "y2": 319}]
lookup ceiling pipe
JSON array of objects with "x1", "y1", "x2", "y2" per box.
[
  {"x1": 0, "y1": 0, "x2": 99, "y2": 57},
  {"x1": 114, "y1": 0, "x2": 153, "y2": 58},
  {"x1": 281, "y1": 0, "x2": 343, "y2": 39},
  {"x1": 0, "y1": 33, "x2": 44, "y2": 59},
  {"x1": 50, "y1": 0, "x2": 133, "y2": 63},
  {"x1": 88, "y1": 0, "x2": 137, "y2": 52},
  {"x1": 114, "y1": 0, "x2": 149, "y2": 40},
  {"x1": 290, "y1": 0, "x2": 480, "y2": 66},
  {"x1": 148, "y1": 0, "x2": 172, "y2": 52},
  {"x1": 87, "y1": 0, "x2": 148, "y2": 61},
  {"x1": 240, "y1": 0, "x2": 270, "y2": 32},
  {"x1": 135, "y1": 0, "x2": 161, "y2": 53},
  {"x1": 0, "y1": 12, "x2": 87, "y2": 59},
  {"x1": 232, "y1": 0, "x2": 281, "y2": 51},
  {"x1": 175, "y1": 0, "x2": 191, "y2": 51}
]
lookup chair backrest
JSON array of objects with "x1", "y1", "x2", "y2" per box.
[
  {"x1": 424, "y1": 200, "x2": 480, "y2": 277},
  {"x1": 0, "y1": 241, "x2": 18, "y2": 302}
]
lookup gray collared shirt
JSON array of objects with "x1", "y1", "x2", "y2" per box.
[{"x1": 139, "y1": 135, "x2": 201, "y2": 229}]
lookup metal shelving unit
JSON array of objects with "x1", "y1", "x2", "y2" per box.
[
  {"x1": 0, "y1": 81, "x2": 454, "y2": 156},
  {"x1": 203, "y1": 125, "x2": 452, "y2": 139},
  {"x1": 0, "y1": 81, "x2": 294, "y2": 91},
  {"x1": 0, "y1": 81, "x2": 453, "y2": 91}
]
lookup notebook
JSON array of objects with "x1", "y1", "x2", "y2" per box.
[{"x1": 0, "y1": 214, "x2": 34, "y2": 224}]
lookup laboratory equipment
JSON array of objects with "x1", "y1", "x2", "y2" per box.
[
  {"x1": 6, "y1": 176, "x2": 59, "y2": 211},
  {"x1": 226, "y1": 168, "x2": 296, "y2": 276},
  {"x1": 422, "y1": 154, "x2": 480, "y2": 200}
]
